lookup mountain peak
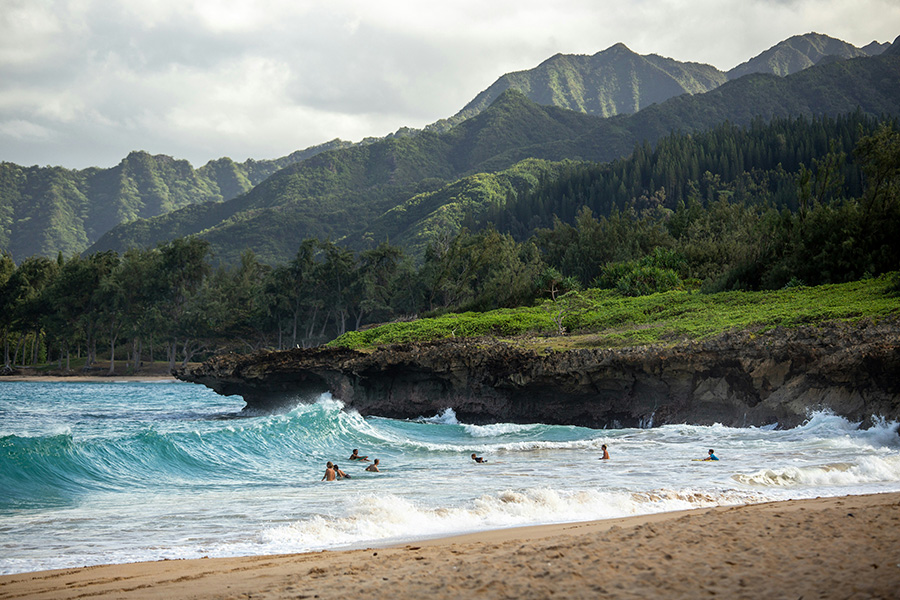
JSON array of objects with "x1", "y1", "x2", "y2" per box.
[
  {"x1": 605, "y1": 42, "x2": 633, "y2": 53},
  {"x1": 884, "y1": 35, "x2": 900, "y2": 56},
  {"x1": 726, "y1": 32, "x2": 870, "y2": 79}
]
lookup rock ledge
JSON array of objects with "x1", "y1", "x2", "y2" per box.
[{"x1": 175, "y1": 319, "x2": 900, "y2": 428}]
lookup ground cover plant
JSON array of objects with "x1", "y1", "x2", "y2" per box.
[{"x1": 329, "y1": 273, "x2": 900, "y2": 350}]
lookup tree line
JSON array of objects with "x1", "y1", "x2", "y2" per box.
[{"x1": 1, "y1": 115, "x2": 897, "y2": 373}]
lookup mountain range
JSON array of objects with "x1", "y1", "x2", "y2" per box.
[{"x1": 0, "y1": 32, "x2": 896, "y2": 264}]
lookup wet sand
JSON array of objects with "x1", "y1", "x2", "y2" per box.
[{"x1": 2, "y1": 492, "x2": 899, "y2": 599}]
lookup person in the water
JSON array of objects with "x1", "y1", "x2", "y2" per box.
[
  {"x1": 704, "y1": 449, "x2": 719, "y2": 461},
  {"x1": 471, "y1": 453, "x2": 487, "y2": 463},
  {"x1": 349, "y1": 449, "x2": 369, "y2": 461},
  {"x1": 321, "y1": 461, "x2": 336, "y2": 481},
  {"x1": 600, "y1": 444, "x2": 610, "y2": 460},
  {"x1": 365, "y1": 459, "x2": 381, "y2": 472},
  {"x1": 333, "y1": 463, "x2": 351, "y2": 478}
]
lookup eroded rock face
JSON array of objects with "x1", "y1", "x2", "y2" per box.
[{"x1": 175, "y1": 319, "x2": 900, "y2": 428}]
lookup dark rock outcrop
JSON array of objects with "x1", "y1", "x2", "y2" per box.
[{"x1": 175, "y1": 319, "x2": 900, "y2": 429}]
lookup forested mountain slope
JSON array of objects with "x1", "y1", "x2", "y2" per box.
[
  {"x1": 428, "y1": 33, "x2": 886, "y2": 132},
  {"x1": 88, "y1": 92, "x2": 603, "y2": 264},
  {"x1": 2, "y1": 33, "x2": 895, "y2": 264},
  {"x1": 0, "y1": 140, "x2": 351, "y2": 260},
  {"x1": 437, "y1": 43, "x2": 726, "y2": 127},
  {"x1": 87, "y1": 48, "x2": 900, "y2": 266},
  {"x1": 726, "y1": 32, "x2": 882, "y2": 80}
]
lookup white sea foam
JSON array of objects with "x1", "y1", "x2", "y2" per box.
[
  {"x1": 462, "y1": 422, "x2": 546, "y2": 437},
  {"x1": 259, "y1": 487, "x2": 766, "y2": 552},
  {"x1": 732, "y1": 455, "x2": 900, "y2": 487},
  {"x1": 416, "y1": 407, "x2": 460, "y2": 425},
  {"x1": 5, "y1": 386, "x2": 900, "y2": 577}
]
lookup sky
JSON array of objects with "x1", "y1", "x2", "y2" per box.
[{"x1": 1, "y1": 0, "x2": 898, "y2": 170}]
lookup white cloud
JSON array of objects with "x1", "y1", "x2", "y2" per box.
[
  {"x1": 0, "y1": 118, "x2": 54, "y2": 141},
  {"x1": 0, "y1": 0, "x2": 897, "y2": 169}
]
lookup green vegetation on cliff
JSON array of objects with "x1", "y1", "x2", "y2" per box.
[{"x1": 329, "y1": 273, "x2": 900, "y2": 350}]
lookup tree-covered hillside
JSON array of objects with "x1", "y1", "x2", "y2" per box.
[
  {"x1": 478, "y1": 111, "x2": 876, "y2": 237},
  {"x1": 2, "y1": 114, "x2": 898, "y2": 370},
  {"x1": 0, "y1": 140, "x2": 351, "y2": 261},
  {"x1": 88, "y1": 91, "x2": 605, "y2": 264},
  {"x1": 89, "y1": 48, "x2": 900, "y2": 266},
  {"x1": 433, "y1": 43, "x2": 727, "y2": 130},
  {"x1": 726, "y1": 32, "x2": 880, "y2": 80},
  {"x1": 2, "y1": 33, "x2": 892, "y2": 265}
]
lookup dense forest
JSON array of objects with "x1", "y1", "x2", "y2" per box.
[
  {"x1": 1, "y1": 113, "x2": 898, "y2": 373},
  {"x1": 84, "y1": 48, "x2": 900, "y2": 266}
]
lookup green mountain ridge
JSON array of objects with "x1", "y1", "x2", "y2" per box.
[
  {"x1": 725, "y1": 32, "x2": 878, "y2": 79},
  {"x1": 0, "y1": 140, "x2": 352, "y2": 260},
  {"x1": 88, "y1": 92, "x2": 604, "y2": 264},
  {"x1": 425, "y1": 32, "x2": 888, "y2": 133},
  {"x1": 432, "y1": 43, "x2": 728, "y2": 130},
  {"x1": 1, "y1": 32, "x2": 896, "y2": 263},
  {"x1": 88, "y1": 48, "x2": 900, "y2": 265}
]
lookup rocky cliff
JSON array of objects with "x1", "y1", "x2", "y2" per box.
[{"x1": 175, "y1": 319, "x2": 900, "y2": 429}]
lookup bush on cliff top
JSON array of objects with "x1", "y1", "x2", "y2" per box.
[{"x1": 328, "y1": 273, "x2": 900, "y2": 350}]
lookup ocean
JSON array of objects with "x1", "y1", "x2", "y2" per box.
[{"x1": 2, "y1": 380, "x2": 900, "y2": 575}]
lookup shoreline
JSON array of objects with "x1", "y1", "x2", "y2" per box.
[
  {"x1": 2, "y1": 492, "x2": 899, "y2": 599},
  {"x1": 1, "y1": 374, "x2": 178, "y2": 383}
]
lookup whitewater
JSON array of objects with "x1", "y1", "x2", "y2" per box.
[{"x1": 2, "y1": 381, "x2": 900, "y2": 576}]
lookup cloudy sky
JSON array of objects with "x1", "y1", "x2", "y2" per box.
[{"x1": 1, "y1": 0, "x2": 897, "y2": 169}]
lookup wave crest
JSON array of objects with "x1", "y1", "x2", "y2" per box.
[{"x1": 733, "y1": 455, "x2": 900, "y2": 487}]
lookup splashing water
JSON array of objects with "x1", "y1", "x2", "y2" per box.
[{"x1": 1, "y1": 381, "x2": 899, "y2": 575}]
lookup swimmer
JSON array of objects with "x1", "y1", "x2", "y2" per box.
[
  {"x1": 365, "y1": 459, "x2": 381, "y2": 472},
  {"x1": 333, "y1": 463, "x2": 351, "y2": 479},
  {"x1": 471, "y1": 453, "x2": 487, "y2": 463},
  {"x1": 600, "y1": 444, "x2": 610, "y2": 460},
  {"x1": 349, "y1": 449, "x2": 369, "y2": 461},
  {"x1": 704, "y1": 449, "x2": 719, "y2": 461},
  {"x1": 321, "y1": 461, "x2": 336, "y2": 481}
]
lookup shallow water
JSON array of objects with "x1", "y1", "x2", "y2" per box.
[{"x1": 2, "y1": 380, "x2": 899, "y2": 575}]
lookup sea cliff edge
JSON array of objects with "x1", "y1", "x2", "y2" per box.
[{"x1": 174, "y1": 319, "x2": 900, "y2": 428}]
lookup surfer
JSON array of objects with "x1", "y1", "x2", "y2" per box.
[
  {"x1": 333, "y1": 463, "x2": 351, "y2": 479},
  {"x1": 600, "y1": 444, "x2": 610, "y2": 460},
  {"x1": 704, "y1": 449, "x2": 719, "y2": 461},
  {"x1": 349, "y1": 449, "x2": 369, "y2": 461},
  {"x1": 322, "y1": 462, "x2": 336, "y2": 481},
  {"x1": 365, "y1": 459, "x2": 381, "y2": 472},
  {"x1": 471, "y1": 453, "x2": 487, "y2": 463}
]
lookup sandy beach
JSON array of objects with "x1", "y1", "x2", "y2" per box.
[
  {"x1": 1, "y1": 375, "x2": 177, "y2": 383},
  {"x1": 2, "y1": 492, "x2": 899, "y2": 600},
  {"x1": 0, "y1": 369, "x2": 178, "y2": 383}
]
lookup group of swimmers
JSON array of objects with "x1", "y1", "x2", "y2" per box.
[
  {"x1": 597, "y1": 444, "x2": 718, "y2": 461},
  {"x1": 472, "y1": 444, "x2": 716, "y2": 463},
  {"x1": 324, "y1": 445, "x2": 719, "y2": 479},
  {"x1": 597, "y1": 445, "x2": 718, "y2": 461},
  {"x1": 321, "y1": 449, "x2": 381, "y2": 481}
]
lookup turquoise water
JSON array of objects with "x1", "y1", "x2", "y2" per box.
[{"x1": 2, "y1": 380, "x2": 900, "y2": 575}]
